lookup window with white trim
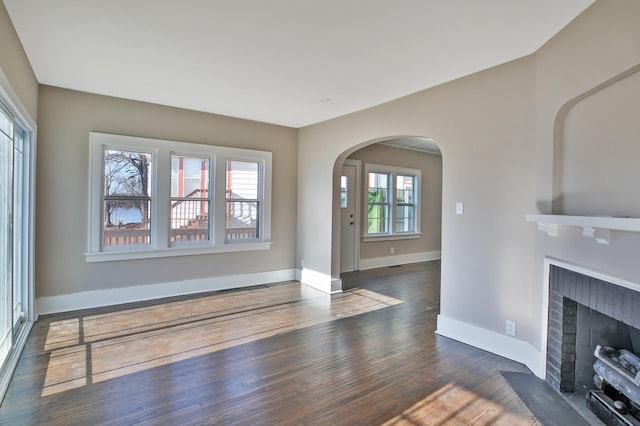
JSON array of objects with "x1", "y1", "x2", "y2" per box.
[
  {"x1": 87, "y1": 132, "x2": 272, "y2": 262},
  {"x1": 364, "y1": 163, "x2": 420, "y2": 238}
]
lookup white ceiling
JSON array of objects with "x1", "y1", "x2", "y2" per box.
[{"x1": 4, "y1": 0, "x2": 594, "y2": 128}]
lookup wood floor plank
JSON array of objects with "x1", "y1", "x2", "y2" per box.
[{"x1": 0, "y1": 261, "x2": 541, "y2": 425}]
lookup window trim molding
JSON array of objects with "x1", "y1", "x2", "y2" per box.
[
  {"x1": 87, "y1": 132, "x2": 272, "y2": 262},
  {"x1": 364, "y1": 162, "x2": 421, "y2": 239}
]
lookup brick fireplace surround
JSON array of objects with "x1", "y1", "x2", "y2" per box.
[{"x1": 546, "y1": 265, "x2": 640, "y2": 392}]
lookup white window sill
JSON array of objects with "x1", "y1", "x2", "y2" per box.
[
  {"x1": 362, "y1": 233, "x2": 421, "y2": 242},
  {"x1": 85, "y1": 241, "x2": 272, "y2": 263}
]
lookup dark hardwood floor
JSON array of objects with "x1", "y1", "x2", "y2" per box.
[{"x1": 0, "y1": 261, "x2": 540, "y2": 425}]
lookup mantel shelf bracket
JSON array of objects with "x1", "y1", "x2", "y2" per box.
[
  {"x1": 581, "y1": 226, "x2": 611, "y2": 245},
  {"x1": 537, "y1": 222, "x2": 558, "y2": 237}
]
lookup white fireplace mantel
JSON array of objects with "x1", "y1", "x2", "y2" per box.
[{"x1": 526, "y1": 214, "x2": 640, "y2": 244}]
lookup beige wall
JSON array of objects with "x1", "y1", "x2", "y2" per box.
[
  {"x1": 299, "y1": 55, "x2": 538, "y2": 334},
  {"x1": 5, "y1": 0, "x2": 640, "y2": 370},
  {"x1": 530, "y1": 0, "x2": 640, "y2": 346},
  {"x1": 298, "y1": 0, "x2": 640, "y2": 356},
  {"x1": 561, "y1": 71, "x2": 640, "y2": 217},
  {"x1": 36, "y1": 85, "x2": 298, "y2": 298},
  {"x1": 0, "y1": 0, "x2": 38, "y2": 120},
  {"x1": 347, "y1": 143, "x2": 442, "y2": 260}
]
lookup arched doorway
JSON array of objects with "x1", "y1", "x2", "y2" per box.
[{"x1": 333, "y1": 136, "x2": 443, "y2": 290}]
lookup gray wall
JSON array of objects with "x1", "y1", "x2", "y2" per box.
[
  {"x1": 347, "y1": 143, "x2": 442, "y2": 260},
  {"x1": 36, "y1": 85, "x2": 298, "y2": 298}
]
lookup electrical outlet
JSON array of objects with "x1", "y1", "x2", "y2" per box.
[
  {"x1": 390, "y1": 247, "x2": 395, "y2": 254},
  {"x1": 456, "y1": 202, "x2": 464, "y2": 215},
  {"x1": 506, "y1": 320, "x2": 516, "y2": 336},
  {"x1": 300, "y1": 258, "x2": 305, "y2": 268}
]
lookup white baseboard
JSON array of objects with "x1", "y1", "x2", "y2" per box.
[
  {"x1": 359, "y1": 250, "x2": 441, "y2": 271},
  {"x1": 37, "y1": 268, "x2": 297, "y2": 316},
  {"x1": 436, "y1": 314, "x2": 545, "y2": 379}
]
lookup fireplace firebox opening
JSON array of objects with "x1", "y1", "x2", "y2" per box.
[{"x1": 547, "y1": 265, "x2": 640, "y2": 424}]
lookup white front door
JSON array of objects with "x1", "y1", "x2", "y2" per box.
[{"x1": 340, "y1": 164, "x2": 357, "y2": 273}]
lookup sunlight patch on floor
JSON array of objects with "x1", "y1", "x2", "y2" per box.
[
  {"x1": 382, "y1": 382, "x2": 539, "y2": 426},
  {"x1": 41, "y1": 285, "x2": 401, "y2": 397}
]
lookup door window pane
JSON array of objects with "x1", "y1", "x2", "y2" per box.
[
  {"x1": 0, "y1": 111, "x2": 12, "y2": 139},
  {"x1": 340, "y1": 176, "x2": 348, "y2": 208},
  {"x1": 0, "y1": 127, "x2": 12, "y2": 366},
  {"x1": 12, "y1": 130, "x2": 24, "y2": 326}
]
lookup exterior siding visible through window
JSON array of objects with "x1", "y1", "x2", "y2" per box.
[
  {"x1": 395, "y1": 174, "x2": 416, "y2": 233},
  {"x1": 226, "y1": 160, "x2": 260, "y2": 241}
]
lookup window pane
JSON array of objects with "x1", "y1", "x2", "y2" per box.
[
  {"x1": 227, "y1": 160, "x2": 258, "y2": 199},
  {"x1": 340, "y1": 176, "x2": 348, "y2": 208},
  {"x1": 171, "y1": 155, "x2": 209, "y2": 197},
  {"x1": 368, "y1": 172, "x2": 388, "y2": 202},
  {"x1": 170, "y1": 157, "x2": 180, "y2": 197},
  {"x1": 395, "y1": 205, "x2": 415, "y2": 233},
  {"x1": 0, "y1": 109, "x2": 12, "y2": 139},
  {"x1": 170, "y1": 200, "x2": 209, "y2": 242},
  {"x1": 0, "y1": 130, "x2": 13, "y2": 367},
  {"x1": 103, "y1": 200, "x2": 150, "y2": 246},
  {"x1": 226, "y1": 201, "x2": 258, "y2": 240},
  {"x1": 104, "y1": 150, "x2": 152, "y2": 197},
  {"x1": 170, "y1": 155, "x2": 211, "y2": 244},
  {"x1": 396, "y1": 175, "x2": 414, "y2": 203},
  {"x1": 368, "y1": 205, "x2": 388, "y2": 234},
  {"x1": 367, "y1": 172, "x2": 389, "y2": 234},
  {"x1": 226, "y1": 160, "x2": 259, "y2": 241}
]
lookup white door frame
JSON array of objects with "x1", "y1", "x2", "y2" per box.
[
  {"x1": 0, "y1": 69, "x2": 37, "y2": 403},
  {"x1": 341, "y1": 159, "x2": 361, "y2": 272}
]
